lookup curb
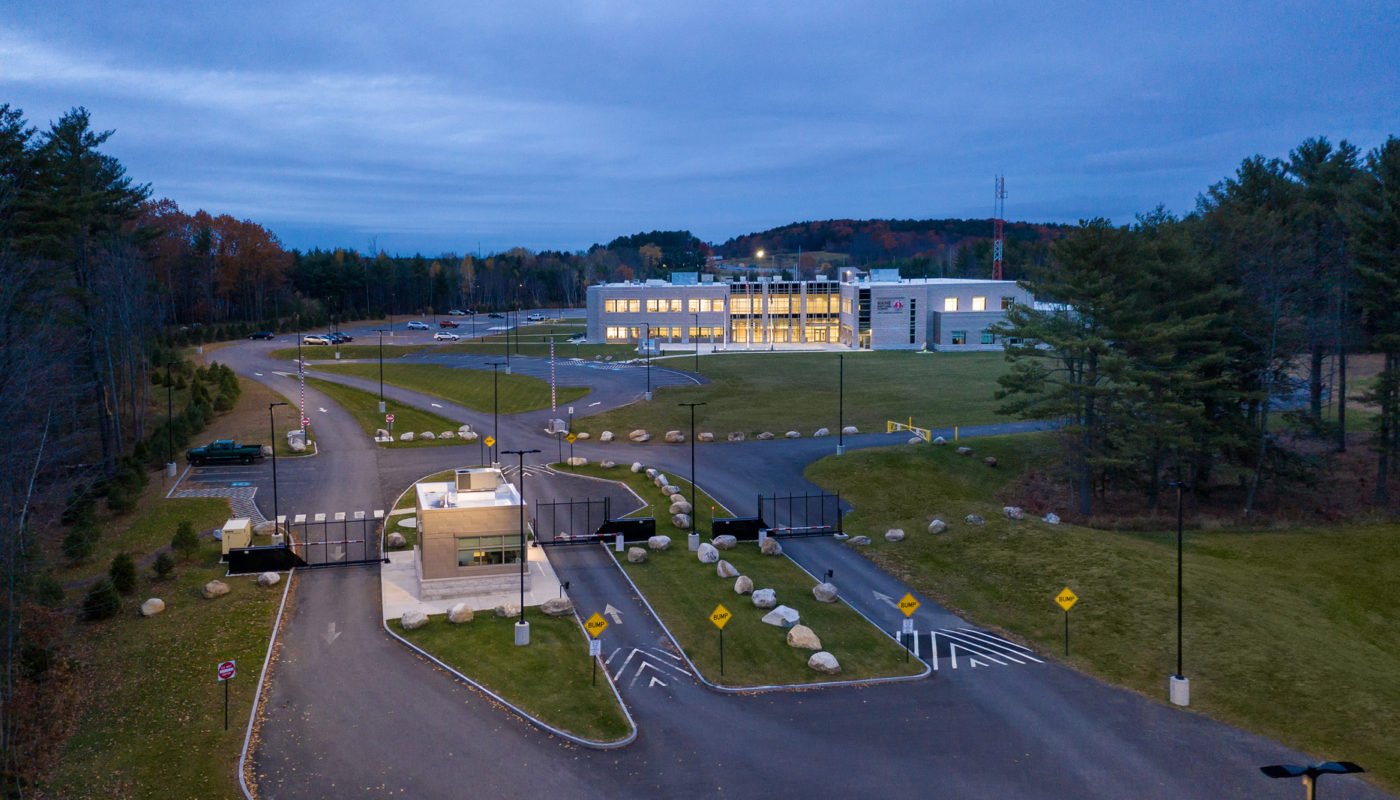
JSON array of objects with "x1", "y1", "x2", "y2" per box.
[{"x1": 238, "y1": 566, "x2": 296, "y2": 800}]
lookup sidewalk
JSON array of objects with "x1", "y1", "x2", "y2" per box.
[{"x1": 380, "y1": 545, "x2": 565, "y2": 620}]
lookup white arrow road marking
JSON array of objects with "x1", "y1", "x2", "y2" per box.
[
  {"x1": 331, "y1": 546, "x2": 345, "y2": 560},
  {"x1": 318, "y1": 407, "x2": 328, "y2": 413},
  {"x1": 632, "y1": 661, "x2": 671, "y2": 688},
  {"x1": 254, "y1": 372, "x2": 263, "y2": 376},
  {"x1": 430, "y1": 402, "x2": 443, "y2": 408},
  {"x1": 604, "y1": 604, "x2": 623, "y2": 624},
  {"x1": 648, "y1": 677, "x2": 667, "y2": 688},
  {"x1": 873, "y1": 591, "x2": 900, "y2": 610},
  {"x1": 588, "y1": 401, "x2": 601, "y2": 407},
  {"x1": 322, "y1": 622, "x2": 340, "y2": 645},
  {"x1": 969, "y1": 658, "x2": 987, "y2": 668}
]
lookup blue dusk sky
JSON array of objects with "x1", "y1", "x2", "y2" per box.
[{"x1": 2, "y1": 1, "x2": 1397, "y2": 254}]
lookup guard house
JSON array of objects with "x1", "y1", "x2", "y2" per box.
[{"x1": 414, "y1": 467, "x2": 532, "y2": 600}]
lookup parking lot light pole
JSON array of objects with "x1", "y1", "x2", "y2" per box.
[
  {"x1": 1260, "y1": 761, "x2": 1365, "y2": 799},
  {"x1": 643, "y1": 322, "x2": 652, "y2": 401},
  {"x1": 166, "y1": 380, "x2": 176, "y2": 477},
  {"x1": 269, "y1": 402, "x2": 288, "y2": 536},
  {"x1": 694, "y1": 312, "x2": 700, "y2": 372},
  {"x1": 376, "y1": 330, "x2": 386, "y2": 413},
  {"x1": 1168, "y1": 479, "x2": 1189, "y2": 706},
  {"x1": 502, "y1": 448, "x2": 540, "y2": 646},
  {"x1": 486, "y1": 361, "x2": 506, "y2": 465},
  {"x1": 837, "y1": 354, "x2": 845, "y2": 455},
  {"x1": 679, "y1": 402, "x2": 706, "y2": 551}
]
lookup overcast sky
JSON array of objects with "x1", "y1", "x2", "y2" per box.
[{"x1": 3, "y1": 1, "x2": 1397, "y2": 254}]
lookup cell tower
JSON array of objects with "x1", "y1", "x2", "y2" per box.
[{"x1": 992, "y1": 175, "x2": 1007, "y2": 281}]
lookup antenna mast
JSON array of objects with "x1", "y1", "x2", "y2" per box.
[{"x1": 992, "y1": 175, "x2": 1007, "y2": 280}]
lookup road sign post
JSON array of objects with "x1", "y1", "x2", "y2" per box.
[
  {"x1": 585, "y1": 612, "x2": 608, "y2": 687},
  {"x1": 386, "y1": 412, "x2": 395, "y2": 434},
  {"x1": 710, "y1": 604, "x2": 731, "y2": 675},
  {"x1": 898, "y1": 593, "x2": 920, "y2": 661},
  {"x1": 566, "y1": 432, "x2": 576, "y2": 469},
  {"x1": 217, "y1": 660, "x2": 236, "y2": 730},
  {"x1": 1055, "y1": 587, "x2": 1078, "y2": 657}
]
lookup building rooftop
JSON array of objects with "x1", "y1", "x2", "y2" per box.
[{"x1": 416, "y1": 468, "x2": 520, "y2": 511}]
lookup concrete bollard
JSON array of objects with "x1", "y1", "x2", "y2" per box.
[
  {"x1": 615, "y1": 533, "x2": 624, "y2": 552},
  {"x1": 688, "y1": 532, "x2": 700, "y2": 551}
]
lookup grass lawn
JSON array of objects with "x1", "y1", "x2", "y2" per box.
[
  {"x1": 195, "y1": 376, "x2": 317, "y2": 458},
  {"x1": 575, "y1": 350, "x2": 1011, "y2": 439},
  {"x1": 806, "y1": 435, "x2": 1400, "y2": 793},
  {"x1": 316, "y1": 363, "x2": 588, "y2": 414},
  {"x1": 304, "y1": 377, "x2": 465, "y2": 446},
  {"x1": 56, "y1": 494, "x2": 233, "y2": 587},
  {"x1": 42, "y1": 498, "x2": 283, "y2": 799},
  {"x1": 437, "y1": 324, "x2": 636, "y2": 360},
  {"x1": 393, "y1": 609, "x2": 631, "y2": 743},
  {"x1": 568, "y1": 463, "x2": 922, "y2": 686}
]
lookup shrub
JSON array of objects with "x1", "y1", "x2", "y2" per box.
[
  {"x1": 106, "y1": 484, "x2": 137, "y2": 514},
  {"x1": 171, "y1": 520, "x2": 200, "y2": 560},
  {"x1": 214, "y1": 393, "x2": 235, "y2": 412},
  {"x1": 153, "y1": 551, "x2": 175, "y2": 579},
  {"x1": 34, "y1": 575, "x2": 65, "y2": 609},
  {"x1": 62, "y1": 525, "x2": 95, "y2": 563},
  {"x1": 82, "y1": 579, "x2": 121, "y2": 621},
  {"x1": 109, "y1": 552, "x2": 137, "y2": 595}
]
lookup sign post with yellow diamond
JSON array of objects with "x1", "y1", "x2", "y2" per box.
[
  {"x1": 710, "y1": 604, "x2": 731, "y2": 675},
  {"x1": 585, "y1": 612, "x2": 608, "y2": 686},
  {"x1": 897, "y1": 593, "x2": 920, "y2": 661},
  {"x1": 566, "y1": 432, "x2": 577, "y2": 469},
  {"x1": 1055, "y1": 587, "x2": 1078, "y2": 656}
]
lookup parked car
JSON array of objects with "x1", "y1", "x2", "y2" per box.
[
  {"x1": 447, "y1": 309, "x2": 467, "y2": 316},
  {"x1": 488, "y1": 312, "x2": 504, "y2": 319},
  {"x1": 328, "y1": 331, "x2": 354, "y2": 343},
  {"x1": 526, "y1": 313, "x2": 545, "y2": 322},
  {"x1": 187, "y1": 439, "x2": 265, "y2": 466},
  {"x1": 433, "y1": 332, "x2": 460, "y2": 341},
  {"x1": 248, "y1": 331, "x2": 275, "y2": 340},
  {"x1": 303, "y1": 335, "x2": 332, "y2": 345},
  {"x1": 405, "y1": 320, "x2": 430, "y2": 331},
  {"x1": 439, "y1": 319, "x2": 459, "y2": 328}
]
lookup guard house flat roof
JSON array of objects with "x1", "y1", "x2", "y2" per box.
[{"x1": 416, "y1": 469, "x2": 520, "y2": 511}]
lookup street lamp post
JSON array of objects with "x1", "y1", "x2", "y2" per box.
[
  {"x1": 166, "y1": 380, "x2": 176, "y2": 477},
  {"x1": 1168, "y1": 479, "x2": 1189, "y2": 706},
  {"x1": 376, "y1": 330, "x2": 386, "y2": 413},
  {"x1": 678, "y1": 402, "x2": 706, "y2": 551},
  {"x1": 694, "y1": 312, "x2": 700, "y2": 372},
  {"x1": 502, "y1": 448, "x2": 541, "y2": 646},
  {"x1": 643, "y1": 322, "x2": 652, "y2": 401},
  {"x1": 1261, "y1": 761, "x2": 1365, "y2": 800},
  {"x1": 269, "y1": 402, "x2": 288, "y2": 538},
  {"x1": 486, "y1": 361, "x2": 506, "y2": 464},
  {"x1": 837, "y1": 354, "x2": 845, "y2": 456}
]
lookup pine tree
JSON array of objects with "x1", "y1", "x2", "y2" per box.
[
  {"x1": 109, "y1": 552, "x2": 137, "y2": 595},
  {"x1": 1354, "y1": 137, "x2": 1400, "y2": 503}
]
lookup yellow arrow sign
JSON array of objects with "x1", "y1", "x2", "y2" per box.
[
  {"x1": 898, "y1": 592, "x2": 920, "y2": 617},
  {"x1": 709, "y1": 603, "x2": 732, "y2": 630},
  {"x1": 1055, "y1": 587, "x2": 1078, "y2": 612},
  {"x1": 584, "y1": 612, "x2": 608, "y2": 638},
  {"x1": 484, "y1": 435, "x2": 496, "y2": 448},
  {"x1": 566, "y1": 433, "x2": 577, "y2": 444}
]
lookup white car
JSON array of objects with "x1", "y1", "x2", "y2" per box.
[
  {"x1": 405, "y1": 320, "x2": 430, "y2": 331},
  {"x1": 302, "y1": 335, "x2": 332, "y2": 345},
  {"x1": 526, "y1": 313, "x2": 546, "y2": 322},
  {"x1": 433, "y1": 332, "x2": 460, "y2": 341}
]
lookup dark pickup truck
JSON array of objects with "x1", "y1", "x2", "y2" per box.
[{"x1": 186, "y1": 439, "x2": 265, "y2": 466}]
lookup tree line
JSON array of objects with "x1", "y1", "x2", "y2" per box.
[{"x1": 995, "y1": 136, "x2": 1400, "y2": 516}]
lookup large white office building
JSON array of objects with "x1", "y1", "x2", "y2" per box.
[{"x1": 584, "y1": 269, "x2": 1034, "y2": 351}]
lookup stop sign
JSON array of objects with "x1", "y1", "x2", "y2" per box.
[
  {"x1": 386, "y1": 414, "x2": 395, "y2": 424},
  {"x1": 217, "y1": 660, "x2": 236, "y2": 681}
]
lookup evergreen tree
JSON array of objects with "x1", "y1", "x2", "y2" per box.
[
  {"x1": 153, "y1": 551, "x2": 175, "y2": 579},
  {"x1": 1353, "y1": 137, "x2": 1400, "y2": 503},
  {"x1": 171, "y1": 519, "x2": 200, "y2": 560},
  {"x1": 82, "y1": 579, "x2": 121, "y2": 621},
  {"x1": 109, "y1": 552, "x2": 137, "y2": 595}
]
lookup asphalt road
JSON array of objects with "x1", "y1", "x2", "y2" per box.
[{"x1": 202, "y1": 337, "x2": 1388, "y2": 800}]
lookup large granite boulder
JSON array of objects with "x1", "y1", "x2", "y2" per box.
[
  {"x1": 734, "y1": 575, "x2": 754, "y2": 595},
  {"x1": 257, "y1": 571, "x2": 281, "y2": 587},
  {"x1": 984, "y1": 456, "x2": 999, "y2": 468},
  {"x1": 631, "y1": 462, "x2": 645, "y2": 473},
  {"x1": 448, "y1": 603, "x2": 474, "y2": 624},
  {"x1": 202, "y1": 580, "x2": 230, "y2": 599},
  {"x1": 672, "y1": 513, "x2": 692, "y2": 528},
  {"x1": 493, "y1": 603, "x2": 520, "y2": 618},
  {"x1": 928, "y1": 519, "x2": 948, "y2": 534},
  {"x1": 261, "y1": 444, "x2": 274, "y2": 456},
  {"x1": 956, "y1": 446, "x2": 974, "y2": 456},
  {"x1": 600, "y1": 431, "x2": 615, "y2": 443},
  {"x1": 653, "y1": 473, "x2": 667, "y2": 486},
  {"x1": 751, "y1": 588, "x2": 777, "y2": 609},
  {"x1": 849, "y1": 536, "x2": 872, "y2": 546},
  {"x1": 288, "y1": 436, "x2": 307, "y2": 453},
  {"x1": 401, "y1": 610, "x2": 429, "y2": 630},
  {"x1": 629, "y1": 429, "x2": 651, "y2": 442},
  {"x1": 813, "y1": 582, "x2": 839, "y2": 603},
  {"x1": 716, "y1": 559, "x2": 739, "y2": 578},
  {"x1": 761, "y1": 605, "x2": 800, "y2": 628},
  {"x1": 756, "y1": 431, "x2": 775, "y2": 440},
  {"x1": 711, "y1": 534, "x2": 736, "y2": 550},
  {"x1": 932, "y1": 436, "x2": 947, "y2": 445},
  {"x1": 841, "y1": 425, "x2": 858, "y2": 435},
  {"x1": 645, "y1": 468, "x2": 658, "y2": 479},
  {"x1": 1043, "y1": 513, "x2": 1062, "y2": 525},
  {"x1": 460, "y1": 431, "x2": 479, "y2": 442},
  {"x1": 627, "y1": 546, "x2": 648, "y2": 563},
  {"x1": 885, "y1": 528, "x2": 905, "y2": 542},
  {"x1": 566, "y1": 456, "x2": 588, "y2": 466},
  {"x1": 787, "y1": 625, "x2": 822, "y2": 650},
  {"x1": 575, "y1": 432, "x2": 591, "y2": 440},
  {"x1": 964, "y1": 514, "x2": 986, "y2": 526},
  {"x1": 669, "y1": 499, "x2": 693, "y2": 515},
  {"x1": 648, "y1": 535, "x2": 672, "y2": 551},
  {"x1": 420, "y1": 431, "x2": 436, "y2": 440},
  {"x1": 386, "y1": 532, "x2": 407, "y2": 548},
  {"x1": 541, "y1": 597, "x2": 574, "y2": 617},
  {"x1": 808, "y1": 651, "x2": 841, "y2": 675},
  {"x1": 600, "y1": 460, "x2": 616, "y2": 469},
  {"x1": 908, "y1": 437, "x2": 924, "y2": 445},
  {"x1": 813, "y1": 427, "x2": 830, "y2": 437},
  {"x1": 439, "y1": 430, "x2": 455, "y2": 439},
  {"x1": 375, "y1": 429, "x2": 391, "y2": 440},
  {"x1": 697, "y1": 432, "x2": 715, "y2": 442},
  {"x1": 760, "y1": 537, "x2": 783, "y2": 556},
  {"x1": 727, "y1": 432, "x2": 746, "y2": 442},
  {"x1": 664, "y1": 430, "x2": 685, "y2": 443},
  {"x1": 663, "y1": 485, "x2": 682, "y2": 496},
  {"x1": 1003, "y1": 506, "x2": 1025, "y2": 520},
  {"x1": 696, "y1": 542, "x2": 719, "y2": 564},
  {"x1": 140, "y1": 598, "x2": 166, "y2": 617},
  {"x1": 785, "y1": 430, "x2": 801, "y2": 439},
  {"x1": 398, "y1": 432, "x2": 415, "y2": 442},
  {"x1": 457, "y1": 424, "x2": 473, "y2": 436}
]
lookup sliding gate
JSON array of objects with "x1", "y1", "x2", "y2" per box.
[{"x1": 533, "y1": 497, "x2": 656, "y2": 545}]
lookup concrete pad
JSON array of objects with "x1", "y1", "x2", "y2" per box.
[{"x1": 380, "y1": 545, "x2": 565, "y2": 621}]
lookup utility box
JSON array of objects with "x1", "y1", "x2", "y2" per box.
[{"x1": 221, "y1": 518, "x2": 253, "y2": 555}]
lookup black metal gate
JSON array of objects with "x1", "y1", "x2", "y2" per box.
[
  {"x1": 533, "y1": 497, "x2": 656, "y2": 545},
  {"x1": 756, "y1": 492, "x2": 843, "y2": 538},
  {"x1": 285, "y1": 510, "x2": 386, "y2": 568}
]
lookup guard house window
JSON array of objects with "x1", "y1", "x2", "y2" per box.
[
  {"x1": 980, "y1": 330, "x2": 995, "y2": 344},
  {"x1": 944, "y1": 297, "x2": 959, "y2": 312},
  {"x1": 457, "y1": 535, "x2": 520, "y2": 567},
  {"x1": 1001, "y1": 296, "x2": 1015, "y2": 310},
  {"x1": 972, "y1": 296, "x2": 987, "y2": 311},
  {"x1": 950, "y1": 330, "x2": 967, "y2": 346}
]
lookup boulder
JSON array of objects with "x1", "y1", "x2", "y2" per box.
[
  {"x1": 648, "y1": 535, "x2": 672, "y2": 551},
  {"x1": 202, "y1": 580, "x2": 230, "y2": 599},
  {"x1": 289, "y1": 438, "x2": 307, "y2": 452},
  {"x1": 932, "y1": 436, "x2": 947, "y2": 445},
  {"x1": 575, "y1": 432, "x2": 590, "y2": 440},
  {"x1": 849, "y1": 535, "x2": 872, "y2": 546},
  {"x1": 927, "y1": 519, "x2": 948, "y2": 534},
  {"x1": 1003, "y1": 506, "x2": 1024, "y2": 520},
  {"x1": 727, "y1": 432, "x2": 746, "y2": 442},
  {"x1": 669, "y1": 500, "x2": 693, "y2": 515},
  {"x1": 712, "y1": 534, "x2": 736, "y2": 550},
  {"x1": 257, "y1": 571, "x2": 281, "y2": 587},
  {"x1": 1043, "y1": 513, "x2": 1062, "y2": 525},
  {"x1": 761, "y1": 605, "x2": 801, "y2": 628},
  {"x1": 627, "y1": 546, "x2": 648, "y2": 563},
  {"x1": 600, "y1": 460, "x2": 617, "y2": 469},
  {"x1": 984, "y1": 456, "x2": 998, "y2": 468},
  {"x1": 751, "y1": 588, "x2": 777, "y2": 609},
  {"x1": 672, "y1": 513, "x2": 692, "y2": 529},
  {"x1": 460, "y1": 431, "x2": 480, "y2": 442},
  {"x1": 493, "y1": 604, "x2": 520, "y2": 618},
  {"x1": 664, "y1": 430, "x2": 686, "y2": 443},
  {"x1": 787, "y1": 624, "x2": 822, "y2": 650},
  {"x1": 956, "y1": 446, "x2": 974, "y2": 456},
  {"x1": 600, "y1": 431, "x2": 615, "y2": 443},
  {"x1": 716, "y1": 559, "x2": 739, "y2": 578},
  {"x1": 885, "y1": 528, "x2": 905, "y2": 542},
  {"x1": 140, "y1": 598, "x2": 166, "y2": 617},
  {"x1": 386, "y1": 532, "x2": 407, "y2": 548},
  {"x1": 645, "y1": 468, "x2": 659, "y2": 479},
  {"x1": 401, "y1": 610, "x2": 429, "y2": 630},
  {"x1": 653, "y1": 474, "x2": 668, "y2": 487},
  {"x1": 760, "y1": 537, "x2": 783, "y2": 556},
  {"x1": 908, "y1": 437, "x2": 924, "y2": 445},
  {"x1": 964, "y1": 514, "x2": 986, "y2": 526},
  {"x1": 696, "y1": 542, "x2": 719, "y2": 564},
  {"x1": 629, "y1": 429, "x2": 651, "y2": 443},
  {"x1": 439, "y1": 430, "x2": 455, "y2": 440},
  {"x1": 457, "y1": 424, "x2": 473, "y2": 436},
  {"x1": 697, "y1": 432, "x2": 715, "y2": 442},
  {"x1": 841, "y1": 425, "x2": 858, "y2": 435},
  {"x1": 566, "y1": 456, "x2": 588, "y2": 466},
  {"x1": 420, "y1": 431, "x2": 436, "y2": 440},
  {"x1": 448, "y1": 603, "x2": 474, "y2": 624},
  {"x1": 813, "y1": 582, "x2": 839, "y2": 603},
  {"x1": 261, "y1": 444, "x2": 274, "y2": 457},
  {"x1": 541, "y1": 597, "x2": 574, "y2": 617},
  {"x1": 808, "y1": 651, "x2": 841, "y2": 675},
  {"x1": 785, "y1": 430, "x2": 801, "y2": 439},
  {"x1": 734, "y1": 575, "x2": 754, "y2": 595},
  {"x1": 399, "y1": 432, "x2": 415, "y2": 442},
  {"x1": 375, "y1": 428, "x2": 391, "y2": 440},
  {"x1": 631, "y1": 462, "x2": 645, "y2": 473},
  {"x1": 756, "y1": 431, "x2": 775, "y2": 440},
  {"x1": 813, "y1": 427, "x2": 830, "y2": 437},
  {"x1": 663, "y1": 485, "x2": 682, "y2": 496}
]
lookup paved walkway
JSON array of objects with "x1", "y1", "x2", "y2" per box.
[{"x1": 379, "y1": 547, "x2": 564, "y2": 620}]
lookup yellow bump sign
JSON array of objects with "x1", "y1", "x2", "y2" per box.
[
  {"x1": 1055, "y1": 587, "x2": 1078, "y2": 612},
  {"x1": 584, "y1": 612, "x2": 608, "y2": 638},
  {"x1": 709, "y1": 603, "x2": 732, "y2": 630},
  {"x1": 898, "y1": 593, "x2": 920, "y2": 617},
  {"x1": 566, "y1": 433, "x2": 577, "y2": 444},
  {"x1": 484, "y1": 435, "x2": 496, "y2": 448}
]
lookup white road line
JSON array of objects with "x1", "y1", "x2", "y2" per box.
[
  {"x1": 618, "y1": 648, "x2": 641, "y2": 677},
  {"x1": 650, "y1": 647, "x2": 682, "y2": 662},
  {"x1": 605, "y1": 648, "x2": 622, "y2": 666},
  {"x1": 939, "y1": 629, "x2": 1028, "y2": 664},
  {"x1": 588, "y1": 401, "x2": 601, "y2": 407},
  {"x1": 947, "y1": 639, "x2": 1009, "y2": 666},
  {"x1": 318, "y1": 407, "x2": 328, "y2": 413},
  {"x1": 956, "y1": 629, "x2": 1045, "y2": 662},
  {"x1": 431, "y1": 402, "x2": 443, "y2": 408}
]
